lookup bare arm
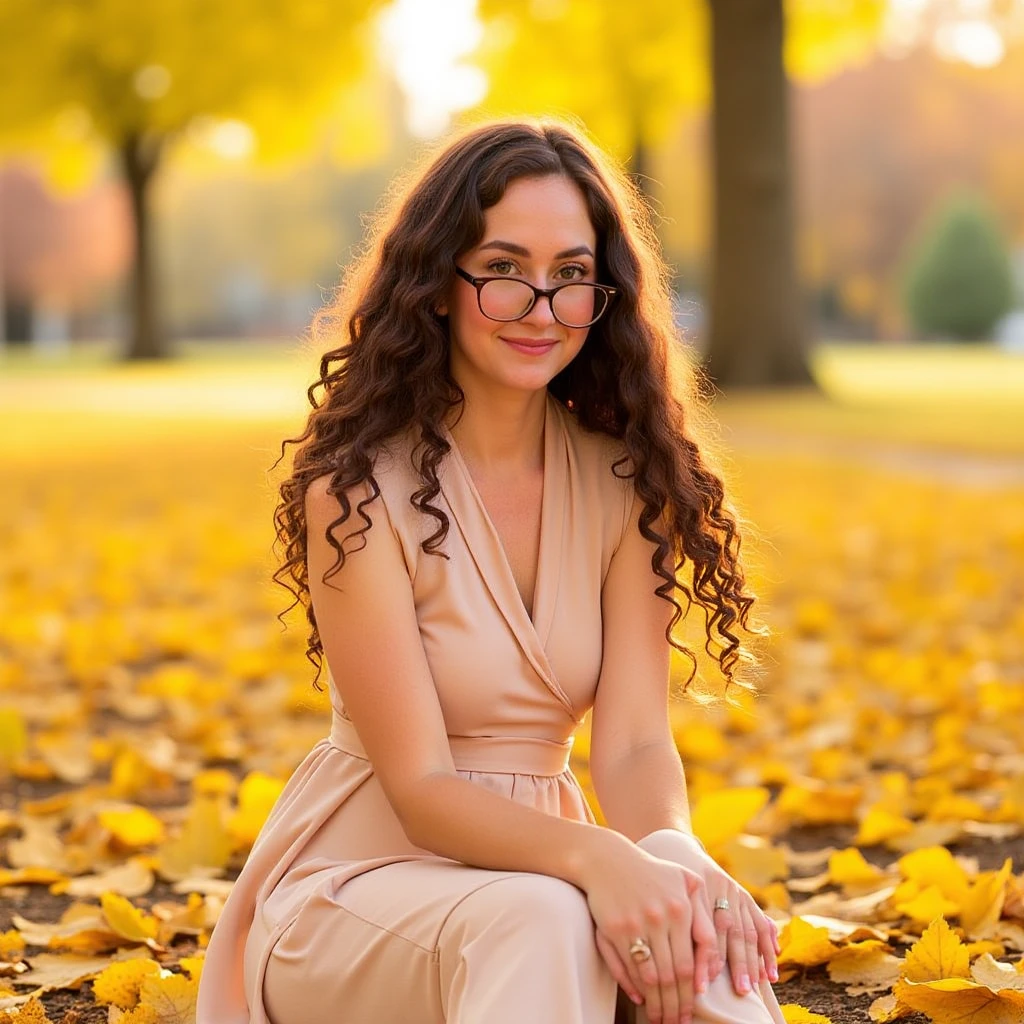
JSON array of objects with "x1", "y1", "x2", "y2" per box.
[
  {"x1": 590, "y1": 491, "x2": 698, "y2": 841},
  {"x1": 305, "y1": 474, "x2": 628, "y2": 891}
]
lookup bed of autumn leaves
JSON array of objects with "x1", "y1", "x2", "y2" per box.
[{"x1": 1, "y1": 344, "x2": 1023, "y2": 1024}]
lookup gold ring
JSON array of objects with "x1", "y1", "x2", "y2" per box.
[{"x1": 628, "y1": 937, "x2": 653, "y2": 962}]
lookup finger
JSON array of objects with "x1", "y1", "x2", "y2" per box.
[
  {"x1": 755, "y1": 911, "x2": 780, "y2": 983},
  {"x1": 739, "y1": 903, "x2": 761, "y2": 988},
  {"x1": 621, "y1": 936, "x2": 653, "y2": 1005},
  {"x1": 711, "y1": 902, "x2": 729, "y2": 980},
  {"x1": 595, "y1": 930, "x2": 643, "y2": 1005},
  {"x1": 649, "y1": 926, "x2": 680, "y2": 1024},
  {"x1": 689, "y1": 896, "x2": 717, "y2": 996},
  {"x1": 626, "y1": 934, "x2": 662, "y2": 1019},
  {"x1": 725, "y1": 909, "x2": 751, "y2": 997}
]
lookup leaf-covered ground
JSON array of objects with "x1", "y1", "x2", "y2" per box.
[{"x1": 1, "y1": 343, "x2": 1022, "y2": 1024}]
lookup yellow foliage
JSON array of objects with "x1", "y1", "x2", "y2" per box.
[
  {"x1": 902, "y1": 917, "x2": 970, "y2": 982},
  {"x1": 136, "y1": 970, "x2": 198, "y2": 1024},
  {"x1": 828, "y1": 848, "x2": 887, "y2": 887},
  {"x1": 91, "y1": 957, "x2": 162, "y2": 1009},
  {"x1": 777, "y1": 917, "x2": 840, "y2": 968},
  {"x1": 780, "y1": 1005, "x2": 832, "y2": 1024},
  {"x1": 0, "y1": 997, "x2": 52, "y2": 1023},
  {"x1": 100, "y1": 893, "x2": 159, "y2": 943},
  {"x1": 98, "y1": 808, "x2": 166, "y2": 849},
  {"x1": 227, "y1": 772, "x2": 286, "y2": 849},
  {"x1": 893, "y1": 976, "x2": 1024, "y2": 1023},
  {"x1": 689, "y1": 787, "x2": 770, "y2": 849}
]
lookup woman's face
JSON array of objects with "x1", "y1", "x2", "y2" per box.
[{"x1": 445, "y1": 174, "x2": 599, "y2": 398}]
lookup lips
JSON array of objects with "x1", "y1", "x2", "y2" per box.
[{"x1": 501, "y1": 336, "x2": 558, "y2": 355}]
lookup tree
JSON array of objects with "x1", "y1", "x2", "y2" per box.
[
  {"x1": 472, "y1": 0, "x2": 887, "y2": 388},
  {"x1": 903, "y1": 190, "x2": 1015, "y2": 341},
  {"x1": 0, "y1": 0, "x2": 383, "y2": 360}
]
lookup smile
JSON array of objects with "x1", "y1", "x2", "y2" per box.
[{"x1": 501, "y1": 337, "x2": 558, "y2": 356}]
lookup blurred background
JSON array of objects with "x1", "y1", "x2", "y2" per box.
[
  {"x1": 2, "y1": 0, "x2": 1024, "y2": 368},
  {"x1": 2, "y1": 6, "x2": 1024, "y2": 1021}
]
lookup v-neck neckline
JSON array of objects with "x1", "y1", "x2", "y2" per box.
[
  {"x1": 441, "y1": 392, "x2": 558, "y2": 630},
  {"x1": 437, "y1": 391, "x2": 576, "y2": 721}
]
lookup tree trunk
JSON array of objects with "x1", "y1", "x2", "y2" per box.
[
  {"x1": 118, "y1": 131, "x2": 167, "y2": 361},
  {"x1": 704, "y1": 0, "x2": 813, "y2": 388}
]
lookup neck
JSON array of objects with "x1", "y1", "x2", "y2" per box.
[{"x1": 446, "y1": 386, "x2": 548, "y2": 474}]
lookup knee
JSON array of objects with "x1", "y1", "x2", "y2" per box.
[{"x1": 457, "y1": 873, "x2": 593, "y2": 940}]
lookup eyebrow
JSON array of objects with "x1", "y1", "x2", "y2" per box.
[{"x1": 477, "y1": 240, "x2": 594, "y2": 260}]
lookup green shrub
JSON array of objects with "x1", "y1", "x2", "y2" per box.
[{"x1": 902, "y1": 191, "x2": 1014, "y2": 341}]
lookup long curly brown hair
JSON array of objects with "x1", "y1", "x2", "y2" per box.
[{"x1": 270, "y1": 117, "x2": 768, "y2": 701}]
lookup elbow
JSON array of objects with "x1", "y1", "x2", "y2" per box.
[{"x1": 391, "y1": 771, "x2": 455, "y2": 850}]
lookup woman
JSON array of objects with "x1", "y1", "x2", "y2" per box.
[{"x1": 197, "y1": 118, "x2": 786, "y2": 1024}]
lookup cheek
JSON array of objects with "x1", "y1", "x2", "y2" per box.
[{"x1": 449, "y1": 289, "x2": 492, "y2": 342}]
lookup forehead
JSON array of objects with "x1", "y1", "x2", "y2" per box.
[{"x1": 480, "y1": 175, "x2": 596, "y2": 252}]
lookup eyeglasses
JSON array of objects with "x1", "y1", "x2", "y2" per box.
[{"x1": 454, "y1": 266, "x2": 618, "y2": 329}]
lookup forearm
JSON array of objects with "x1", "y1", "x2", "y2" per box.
[
  {"x1": 593, "y1": 742, "x2": 695, "y2": 843},
  {"x1": 402, "y1": 772, "x2": 627, "y2": 890}
]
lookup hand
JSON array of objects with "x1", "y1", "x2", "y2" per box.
[
  {"x1": 708, "y1": 877, "x2": 781, "y2": 994},
  {"x1": 579, "y1": 831, "x2": 719, "y2": 1024},
  {"x1": 635, "y1": 829, "x2": 781, "y2": 998}
]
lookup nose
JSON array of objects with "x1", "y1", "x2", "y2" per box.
[{"x1": 522, "y1": 287, "x2": 557, "y2": 328}]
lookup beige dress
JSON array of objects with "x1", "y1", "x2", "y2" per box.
[{"x1": 196, "y1": 390, "x2": 786, "y2": 1024}]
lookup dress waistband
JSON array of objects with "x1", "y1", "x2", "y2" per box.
[{"x1": 328, "y1": 713, "x2": 573, "y2": 776}]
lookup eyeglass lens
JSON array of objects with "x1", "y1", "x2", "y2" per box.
[{"x1": 478, "y1": 279, "x2": 608, "y2": 328}]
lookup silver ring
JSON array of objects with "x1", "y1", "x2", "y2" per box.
[
  {"x1": 713, "y1": 897, "x2": 731, "y2": 913},
  {"x1": 628, "y1": 936, "x2": 652, "y2": 962}
]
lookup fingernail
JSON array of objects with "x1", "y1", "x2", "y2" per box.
[
  {"x1": 696, "y1": 979, "x2": 707, "y2": 994},
  {"x1": 631, "y1": 992, "x2": 643, "y2": 1005},
  {"x1": 769, "y1": 966, "x2": 779, "y2": 982},
  {"x1": 739, "y1": 973, "x2": 751, "y2": 994}
]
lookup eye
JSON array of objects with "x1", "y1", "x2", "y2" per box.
[
  {"x1": 486, "y1": 258, "x2": 520, "y2": 275},
  {"x1": 556, "y1": 262, "x2": 589, "y2": 280}
]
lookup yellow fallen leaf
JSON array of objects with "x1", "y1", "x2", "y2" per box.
[
  {"x1": 91, "y1": 957, "x2": 162, "y2": 1009},
  {"x1": 902, "y1": 916, "x2": 970, "y2": 982},
  {"x1": 777, "y1": 779, "x2": 862, "y2": 825},
  {"x1": 826, "y1": 941, "x2": 902, "y2": 995},
  {"x1": 108, "y1": 1004, "x2": 159, "y2": 1024},
  {"x1": 689, "y1": 787, "x2": 770, "y2": 850},
  {"x1": 227, "y1": 772, "x2": 285, "y2": 849},
  {"x1": 100, "y1": 893, "x2": 158, "y2": 943},
  {"x1": 856, "y1": 807, "x2": 913, "y2": 846},
  {"x1": 719, "y1": 834, "x2": 789, "y2": 889},
  {"x1": 99, "y1": 807, "x2": 166, "y2": 849},
  {"x1": 894, "y1": 976, "x2": 1024, "y2": 1023},
  {"x1": 0, "y1": 995, "x2": 51, "y2": 1023},
  {"x1": 895, "y1": 885, "x2": 961, "y2": 926},
  {"x1": 136, "y1": 970, "x2": 197, "y2": 1024},
  {"x1": 0, "y1": 931, "x2": 25, "y2": 961},
  {"x1": 961, "y1": 859, "x2": 1013, "y2": 940},
  {"x1": 780, "y1": 1005, "x2": 832, "y2": 1023},
  {"x1": 0, "y1": 868, "x2": 65, "y2": 888},
  {"x1": 867, "y1": 992, "x2": 913, "y2": 1022},
  {"x1": 157, "y1": 795, "x2": 232, "y2": 882},
  {"x1": 177, "y1": 955, "x2": 204, "y2": 981},
  {"x1": 828, "y1": 847, "x2": 888, "y2": 887},
  {"x1": 777, "y1": 917, "x2": 840, "y2": 968},
  {"x1": 896, "y1": 846, "x2": 971, "y2": 903},
  {"x1": 965, "y1": 940, "x2": 1007, "y2": 960},
  {"x1": 0, "y1": 708, "x2": 28, "y2": 772}
]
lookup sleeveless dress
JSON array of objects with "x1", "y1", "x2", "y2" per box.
[{"x1": 195, "y1": 390, "x2": 786, "y2": 1024}]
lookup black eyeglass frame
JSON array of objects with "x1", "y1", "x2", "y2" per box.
[{"x1": 453, "y1": 265, "x2": 618, "y2": 328}]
